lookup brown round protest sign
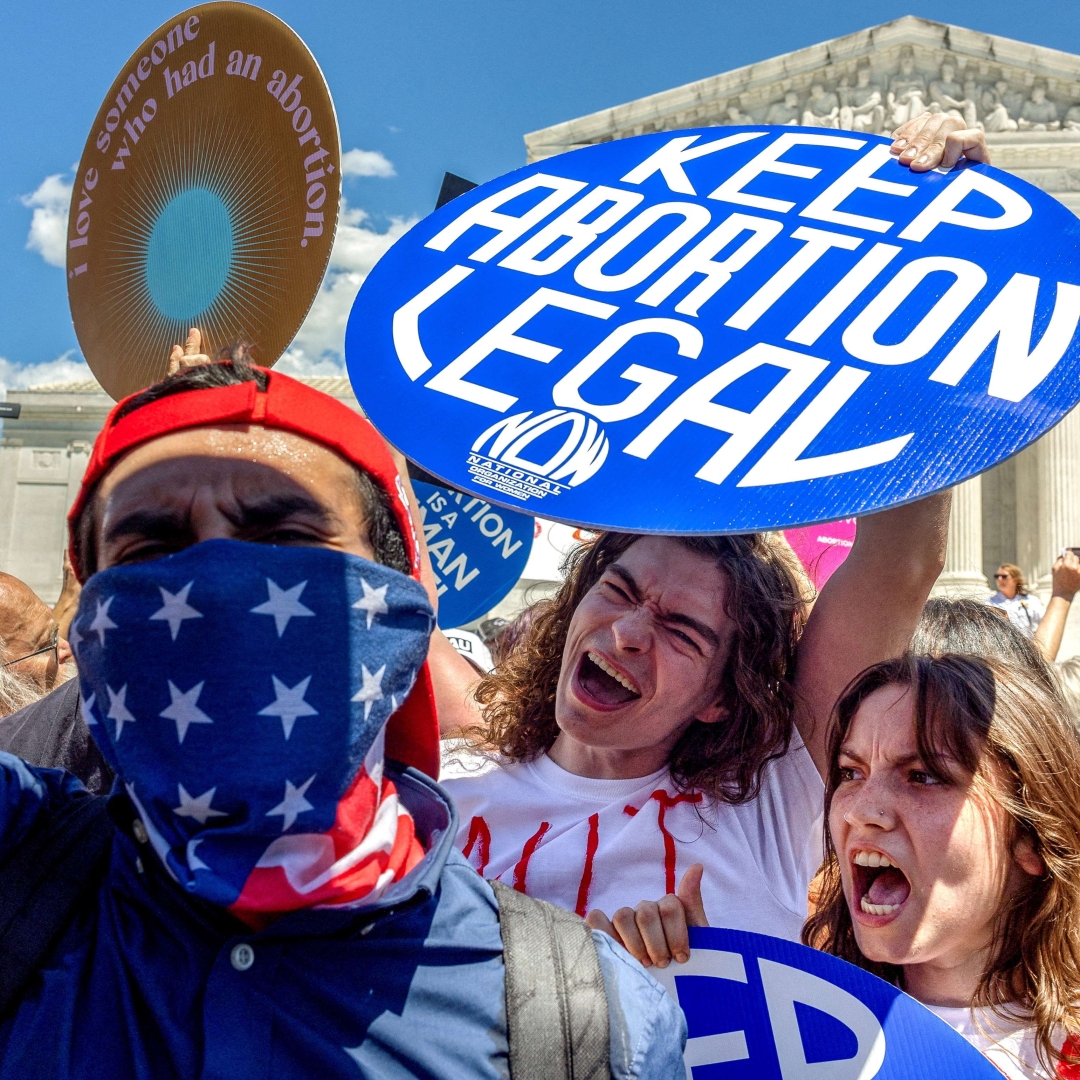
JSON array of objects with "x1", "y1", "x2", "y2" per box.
[{"x1": 67, "y1": 2, "x2": 340, "y2": 400}]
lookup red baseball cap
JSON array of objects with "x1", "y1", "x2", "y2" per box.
[{"x1": 68, "y1": 365, "x2": 440, "y2": 779}]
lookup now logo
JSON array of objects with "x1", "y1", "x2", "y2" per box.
[{"x1": 472, "y1": 409, "x2": 609, "y2": 487}]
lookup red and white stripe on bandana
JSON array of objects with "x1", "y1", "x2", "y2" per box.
[{"x1": 231, "y1": 732, "x2": 425, "y2": 923}]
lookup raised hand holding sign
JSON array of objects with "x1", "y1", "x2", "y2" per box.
[{"x1": 348, "y1": 114, "x2": 1079, "y2": 533}]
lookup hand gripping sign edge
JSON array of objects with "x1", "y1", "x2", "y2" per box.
[{"x1": 346, "y1": 127, "x2": 1080, "y2": 535}]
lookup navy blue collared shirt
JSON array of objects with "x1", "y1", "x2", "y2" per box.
[{"x1": 0, "y1": 752, "x2": 685, "y2": 1078}]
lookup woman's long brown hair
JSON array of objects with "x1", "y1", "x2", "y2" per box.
[
  {"x1": 803, "y1": 654, "x2": 1080, "y2": 1073},
  {"x1": 467, "y1": 531, "x2": 810, "y2": 804}
]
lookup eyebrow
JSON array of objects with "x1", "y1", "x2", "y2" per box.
[
  {"x1": 607, "y1": 563, "x2": 721, "y2": 649},
  {"x1": 837, "y1": 747, "x2": 929, "y2": 771},
  {"x1": 104, "y1": 492, "x2": 336, "y2": 545},
  {"x1": 221, "y1": 492, "x2": 336, "y2": 532}
]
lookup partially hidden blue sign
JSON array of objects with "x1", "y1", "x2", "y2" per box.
[
  {"x1": 651, "y1": 927, "x2": 1001, "y2": 1078},
  {"x1": 346, "y1": 126, "x2": 1080, "y2": 533},
  {"x1": 413, "y1": 480, "x2": 533, "y2": 628}
]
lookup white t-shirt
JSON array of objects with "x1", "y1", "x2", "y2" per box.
[
  {"x1": 987, "y1": 592, "x2": 1045, "y2": 639},
  {"x1": 926, "y1": 1004, "x2": 1077, "y2": 1079},
  {"x1": 440, "y1": 736, "x2": 824, "y2": 942}
]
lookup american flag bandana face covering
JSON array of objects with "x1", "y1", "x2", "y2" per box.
[{"x1": 71, "y1": 538, "x2": 434, "y2": 921}]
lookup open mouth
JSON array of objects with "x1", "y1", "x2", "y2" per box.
[
  {"x1": 575, "y1": 651, "x2": 642, "y2": 709},
  {"x1": 852, "y1": 849, "x2": 911, "y2": 920}
]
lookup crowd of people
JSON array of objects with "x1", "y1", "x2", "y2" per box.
[{"x1": 1, "y1": 111, "x2": 1079, "y2": 1079}]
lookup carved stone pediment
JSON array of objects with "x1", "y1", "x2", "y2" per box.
[{"x1": 524, "y1": 15, "x2": 1080, "y2": 215}]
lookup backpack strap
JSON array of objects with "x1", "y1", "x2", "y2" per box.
[
  {"x1": 492, "y1": 879, "x2": 610, "y2": 1080},
  {"x1": 0, "y1": 794, "x2": 114, "y2": 1018}
]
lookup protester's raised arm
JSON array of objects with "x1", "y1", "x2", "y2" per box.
[
  {"x1": 1034, "y1": 551, "x2": 1080, "y2": 662},
  {"x1": 792, "y1": 491, "x2": 951, "y2": 777}
]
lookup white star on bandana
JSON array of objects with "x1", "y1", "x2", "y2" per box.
[
  {"x1": 250, "y1": 579, "x2": 315, "y2": 637},
  {"x1": 351, "y1": 663, "x2": 386, "y2": 720},
  {"x1": 88, "y1": 597, "x2": 118, "y2": 647},
  {"x1": 172, "y1": 784, "x2": 228, "y2": 825},
  {"x1": 258, "y1": 675, "x2": 318, "y2": 738},
  {"x1": 106, "y1": 683, "x2": 136, "y2": 739},
  {"x1": 159, "y1": 680, "x2": 214, "y2": 743},
  {"x1": 352, "y1": 579, "x2": 389, "y2": 630},
  {"x1": 150, "y1": 582, "x2": 203, "y2": 641},
  {"x1": 266, "y1": 775, "x2": 316, "y2": 831}
]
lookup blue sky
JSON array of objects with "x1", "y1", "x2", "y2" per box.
[{"x1": 4, "y1": 0, "x2": 1080, "y2": 387}]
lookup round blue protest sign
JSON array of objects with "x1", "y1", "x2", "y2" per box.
[
  {"x1": 413, "y1": 480, "x2": 533, "y2": 628},
  {"x1": 347, "y1": 126, "x2": 1080, "y2": 533},
  {"x1": 651, "y1": 927, "x2": 1001, "y2": 1078}
]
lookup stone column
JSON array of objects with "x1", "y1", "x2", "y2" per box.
[
  {"x1": 933, "y1": 476, "x2": 989, "y2": 598},
  {"x1": 1036, "y1": 408, "x2": 1080, "y2": 591},
  {"x1": 1014, "y1": 442, "x2": 1041, "y2": 583}
]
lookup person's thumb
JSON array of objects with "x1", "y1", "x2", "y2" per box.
[{"x1": 677, "y1": 863, "x2": 708, "y2": 927}]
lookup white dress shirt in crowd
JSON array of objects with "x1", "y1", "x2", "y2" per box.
[{"x1": 987, "y1": 591, "x2": 1045, "y2": 639}]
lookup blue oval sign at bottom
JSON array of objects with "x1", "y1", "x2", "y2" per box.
[
  {"x1": 413, "y1": 481, "x2": 534, "y2": 629},
  {"x1": 651, "y1": 927, "x2": 1000, "y2": 1078}
]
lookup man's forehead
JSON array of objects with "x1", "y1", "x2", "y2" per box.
[
  {"x1": 0, "y1": 575, "x2": 52, "y2": 644},
  {"x1": 99, "y1": 424, "x2": 357, "y2": 494},
  {"x1": 612, "y1": 539, "x2": 729, "y2": 621}
]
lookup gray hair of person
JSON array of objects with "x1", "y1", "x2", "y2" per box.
[
  {"x1": 911, "y1": 597, "x2": 1053, "y2": 687},
  {"x1": 0, "y1": 638, "x2": 44, "y2": 718}
]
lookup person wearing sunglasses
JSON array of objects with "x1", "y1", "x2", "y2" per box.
[{"x1": 987, "y1": 564, "x2": 1045, "y2": 641}]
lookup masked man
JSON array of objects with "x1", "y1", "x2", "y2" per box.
[{"x1": 0, "y1": 358, "x2": 684, "y2": 1078}]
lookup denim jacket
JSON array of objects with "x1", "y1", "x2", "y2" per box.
[{"x1": 0, "y1": 752, "x2": 685, "y2": 1078}]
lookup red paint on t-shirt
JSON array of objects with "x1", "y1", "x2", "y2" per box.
[
  {"x1": 513, "y1": 821, "x2": 550, "y2": 893},
  {"x1": 462, "y1": 815, "x2": 491, "y2": 876},
  {"x1": 574, "y1": 813, "x2": 601, "y2": 917},
  {"x1": 650, "y1": 789, "x2": 703, "y2": 894}
]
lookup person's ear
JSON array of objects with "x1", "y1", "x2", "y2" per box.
[
  {"x1": 694, "y1": 699, "x2": 729, "y2": 726},
  {"x1": 57, "y1": 638, "x2": 73, "y2": 666},
  {"x1": 1013, "y1": 834, "x2": 1046, "y2": 878}
]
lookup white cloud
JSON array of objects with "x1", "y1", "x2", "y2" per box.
[
  {"x1": 340, "y1": 148, "x2": 396, "y2": 179},
  {"x1": 20, "y1": 170, "x2": 74, "y2": 268},
  {"x1": 0, "y1": 352, "x2": 93, "y2": 393},
  {"x1": 281, "y1": 200, "x2": 417, "y2": 374}
]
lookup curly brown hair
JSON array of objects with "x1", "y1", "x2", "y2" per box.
[
  {"x1": 803, "y1": 654, "x2": 1080, "y2": 1074},
  {"x1": 469, "y1": 531, "x2": 810, "y2": 804}
]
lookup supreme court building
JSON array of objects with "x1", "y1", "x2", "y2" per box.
[
  {"x1": 5, "y1": 15, "x2": 1080, "y2": 651},
  {"x1": 525, "y1": 14, "x2": 1080, "y2": 655}
]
